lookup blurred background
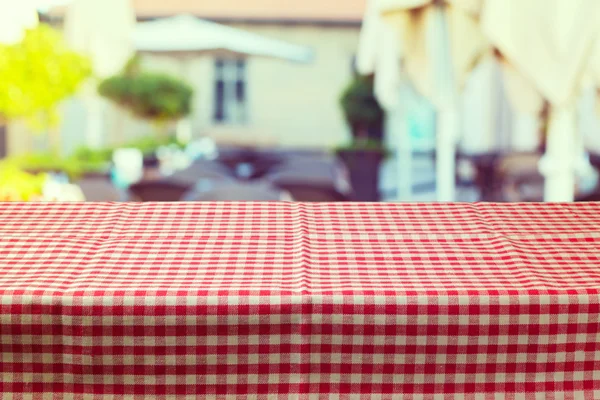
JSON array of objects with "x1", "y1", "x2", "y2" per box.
[{"x1": 1, "y1": 0, "x2": 600, "y2": 203}]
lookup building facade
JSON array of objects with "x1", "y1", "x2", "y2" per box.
[{"x1": 5, "y1": 0, "x2": 367, "y2": 155}]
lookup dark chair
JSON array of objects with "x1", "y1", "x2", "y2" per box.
[
  {"x1": 263, "y1": 157, "x2": 352, "y2": 202},
  {"x1": 129, "y1": 158, "x2": 237, "y2": 202},
  {"x1": 76, "y1": 174, "x2": 129, "y2": 202},
  {"x1": 167, "y1": 160, "x2": 235, "y2": 186},
  {"x1": 496, "y1": 152, "x2": 544, "y2": 202},
  {"x1": 456, "y1": 151, "x2": 544, "y2": 202},
  {"x1": 216, "y1": 147, "x2": 284, "y2": 180},
  {"x1": 127, "y1": 180, "x2": 192, "y2": 202}
]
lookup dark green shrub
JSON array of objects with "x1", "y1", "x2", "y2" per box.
[
  {"x1": 99, "y1": 72, "x2": 193, "y2": 122},
  {"x1": 340, "y1": 75, "x2": 384, "y2": 141}
]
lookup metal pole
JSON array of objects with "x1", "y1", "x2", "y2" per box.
[
  {"x1": 431, "y1": 4, "x2": 458, "y2": 201},
  {"x1": 539, "y1": 105, "x2": 577, "y2": 202}
]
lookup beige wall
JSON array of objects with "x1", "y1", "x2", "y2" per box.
[
  {"x1": 227, "y1": 23, "x2": 358, "y2": 148},
  {"x1": 134, "y1": 23, "x2": 360, "y2": 149}
]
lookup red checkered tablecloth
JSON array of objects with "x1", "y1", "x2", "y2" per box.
[{"x1": 1, "y1": 202, "x2": 599, "y2": 399}]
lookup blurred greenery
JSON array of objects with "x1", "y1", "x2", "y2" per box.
[
  {"x1": 99, "y1": 57, "x2": 194, "y2": 123},
  {"x1": 0, "y1": 163, "x2": 47, "y2": 201},
  {"x1": 120, "y1": 134, "x2": 183, "y2": 156},
  {"x1": 3, "y1": 134, "x2": 185, "y2": 181},
  {"x1": 74, "y1": 134, "x2": 183, "y2": 161},
  {"x1": 340, "y1": 74, "x2": 384, "y2": 141},
  {"x1": 6, "y1": 152, "x2": 108, "y2": 181},
  {"x1": 0, "y1": 24, "x2": 91, "y2": 129}
]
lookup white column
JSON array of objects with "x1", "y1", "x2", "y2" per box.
[
  {"x1": 539, "y1": 105, "x2": 577, "y2": 202},
  {"x1": 85, "y1": 94, "x2": 105, "y2": 149}
]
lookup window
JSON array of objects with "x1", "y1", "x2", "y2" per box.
[{"x1": 214, "y1": 58, "x2": 247, "y2": 124}]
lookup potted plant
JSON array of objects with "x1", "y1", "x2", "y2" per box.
[{"x1": 337, "y1": 74, "x2": 387, "y2": 201}]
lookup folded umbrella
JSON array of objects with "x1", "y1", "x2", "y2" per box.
[
  {"x1": 373, "y1": 0, "x2": 489, "y2": 201},
  {"x1": 481, "y1": 0, "x2": 600, "y2": 201}
]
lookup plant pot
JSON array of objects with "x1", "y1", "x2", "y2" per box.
[{"x1": 337, "y1": 149, "x2": 384, "y2": 202}]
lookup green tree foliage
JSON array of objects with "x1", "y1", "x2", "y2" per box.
[
  {"x1": 0, "y1": 24, "x2": 91, "y2": 129},
  {"x1": 99, "y1": 57, "x2": 194, "y2": 123}
]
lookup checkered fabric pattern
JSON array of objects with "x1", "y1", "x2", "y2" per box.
[{"x1": 1, "y1": 202, "x2": 599, "y2": 399}]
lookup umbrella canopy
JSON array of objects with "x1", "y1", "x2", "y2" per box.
[
  {"x1": 482, "y1": 0, "x2": 600, "y2": 109},
  {"x1": 356, "y1": 0, "x2": 402, "y2": 109},
  {"x1": 359, "y1": 0, "x2": 489, "y2": 201},
  {"x1": 133, "y1": 14, "x2": 313, "y2": 63},
  {"x1": 358, "y1": 0, "x2": 488, "y2": 106},
  {"x1": 379, "y1": 0, "x2": 488, "y2": 106},
  {"x1": 482, "y1": 0, "x2": 600, "y2": 201}
]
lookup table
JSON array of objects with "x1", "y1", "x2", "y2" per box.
[{"x1": 1, "y1": 202, "x2": 599, "y2": 399}]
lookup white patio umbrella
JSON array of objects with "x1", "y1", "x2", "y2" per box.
[
  {"x1": 481, "y1": 0, "x2": 600, "y2": 201},
  {"x1": 372, "y1": 0, "x2": 489, "y2": 201},
  {"x1": 64, "y1": 0, "x2": 136, "y2": 149},
  {"x1": 133, "y1": 15, "x2": 313, "y2": 63},
  {"x1": 0, "y1": 0, "x2": 39, "y2": 45}
]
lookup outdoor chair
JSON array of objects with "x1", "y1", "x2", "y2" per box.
[
  {"x1": 216, "y1": 146, "x2": 284, "y2": 180},
  {"x1": 167, "y1": 159, "x2": 236, "y2": 186},
  {"x1": 76, "y1": 174, "x2": 129, "y2": 202},
  {"x1": 127, "y1": 180, "x2": 192, "y2": 202},
  {"x1": 262, "y1": 157, "x2": 352, "y2": 202}
]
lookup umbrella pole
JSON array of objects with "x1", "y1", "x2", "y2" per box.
[
  {"x1": 540, "y1": 105, "x2": 577, "y2": 202},
  {"x1": 388, "y1": 102, "x2": 412, "y2": 201},
  {"x1": 431, "y1": 5, "x2": 458, "y2": 202},
  {"x1": 436, "y1": 107, "x2": 458, "y2": 201}
]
